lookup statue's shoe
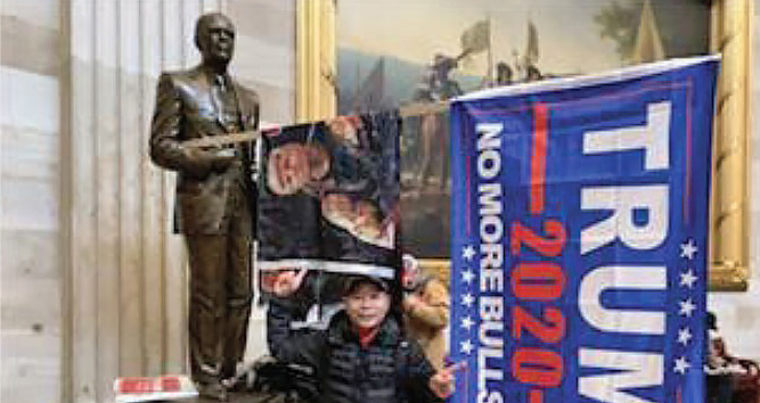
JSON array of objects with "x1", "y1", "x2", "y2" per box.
[{"x1": 196, "y1": 381, "x2": 228, "y2": 401}]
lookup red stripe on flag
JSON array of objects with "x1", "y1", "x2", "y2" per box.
[
  {"x1": 531, "y1": 103, "x2": 548, "y2": 215},
  {"x1": 683, "y1": 80, "x2": 693, "y2": 225}
]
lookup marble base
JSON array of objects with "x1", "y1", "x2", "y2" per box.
[{"x1": 160, "y1": 391, "x2": 277, "y2": 403}]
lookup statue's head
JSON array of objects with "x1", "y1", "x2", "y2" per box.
[{"x1": 195, "y1": 13, "x2": 235, "y2": 67}]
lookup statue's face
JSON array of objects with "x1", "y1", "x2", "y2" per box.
[{"x1": 198, "y1": 14, "x2": 235, "y2": 65}]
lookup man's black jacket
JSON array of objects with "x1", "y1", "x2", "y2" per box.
[{"x1": 267, "y1": 299, "x2": 442, "y2": 403}]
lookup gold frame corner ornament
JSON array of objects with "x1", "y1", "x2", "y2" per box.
[{"x1": 297, "y1": 0, "x2": 753, "y2": 291}]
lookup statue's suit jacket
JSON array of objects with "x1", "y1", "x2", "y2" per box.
[{"x1": 150, "y1": 65, "x2": 259, "y2": 235}]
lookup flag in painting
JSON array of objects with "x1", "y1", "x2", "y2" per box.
[
  {"x1": 449, "y1": 56, "x2": 719, "y2": 403},
  {"x1": 461, "y1": 19, "x2": 490, "y2": 55}
]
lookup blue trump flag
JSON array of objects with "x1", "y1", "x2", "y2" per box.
[{"x1": 449, "y1": 56, "x2": 719, "y2": 403}]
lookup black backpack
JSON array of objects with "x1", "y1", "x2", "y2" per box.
[{"x1": 244, "y1": 356, "x2": 318, "y2": 403}]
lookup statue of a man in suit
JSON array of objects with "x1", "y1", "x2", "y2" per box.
[{"x1": 149, "y1": 12, "x2": 258, "y2": 401}]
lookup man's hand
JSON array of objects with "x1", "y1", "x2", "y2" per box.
[
  {"x1": 428, "y1": 362, "x2": 464, "y2": 398},
  {"x1": 272, "y1": 269, "x2": 308, "y2": 298}
]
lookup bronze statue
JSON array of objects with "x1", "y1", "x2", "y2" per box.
[{"x1": 149, "y1": 12, "x2": 259, "y2": 401}]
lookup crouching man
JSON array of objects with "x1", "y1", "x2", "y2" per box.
[{"x1": 267, "y1": 270, "x2": 457, "y2": 403}]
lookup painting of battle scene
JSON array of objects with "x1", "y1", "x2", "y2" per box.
[{"x1": 336, "y1": 0, "x2": 710, "y2": 258}]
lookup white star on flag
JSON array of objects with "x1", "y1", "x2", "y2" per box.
[
  {"x1": 462, "y1": 245, "x2": 476, "y2": 261},
  {"x1": 674, "y1": 356, "x2": 691, "y2": 374},
  {"x1": 461, "y1": 292, "x2": 475, "y2": 308},
  {"x1": 680, "y1": 269, "x2": 698, "y2": 288},
  {"x1": 461, "y1": 269, "x2": 475, "y2": 284},
  {"x1": 679, "y1": 298, "x2": 696, "y2": 317},
  {"x1": 461, "y1": 316, "x2": 474, "y2": 331},
  {"x1": 680, "y1": 239, "x2": 698, "y2": 260},
  {"x1": 677, "y1": 327, "x2": 693, "y2": 346},
  {"x1": 460, "y1": 339, "x2": 474, "y2": 355}
]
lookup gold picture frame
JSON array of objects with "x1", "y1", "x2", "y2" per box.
[
  {"x1": 708, "y1": 0, "x2": 753, "y2": 291},
  {"x1": 296, "y1": 0, "x2": 753, "y2": 291},
  {"x1": 296, "y1": 0, "x2": 336, "y2": 123}
]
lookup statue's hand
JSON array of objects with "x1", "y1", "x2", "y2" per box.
[
  {"x1": 210, "y1": 148, "x2": 237, "y2": 172},
  {"x1": 185, "y1": 148, "x2": 236, "y2": 177},
  {"x1": 184, "y1": 148, "x2": 215, "y2": 178},
  {"x1": 272, "y1": 269, "x2": 309, "y2": 298}
]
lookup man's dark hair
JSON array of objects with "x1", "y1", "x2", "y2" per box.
[
  {"x1": 707, "y1": 311, "x2": 717, "y2": 330},
  {"x1": 342, "y1": 275, "x2": 390, "y2": 296}
]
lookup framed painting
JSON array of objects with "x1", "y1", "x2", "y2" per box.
[{"x1": 296, "y1": 0, "x2": 752, "y2": 290}]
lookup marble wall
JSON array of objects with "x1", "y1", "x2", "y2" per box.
[
  {"x1": 1, "y1": 1, "x2": 62, "y2": 402},
  {"x1": 228, "y1": 0, "x2": 296, "y2": 124}
]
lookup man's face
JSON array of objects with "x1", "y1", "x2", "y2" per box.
[
  {"x1": 402, "y1": 263, "x2": 419, "y2": 289},
  {"x1": 198, "y1": 14, "x2": 235, "y2": 65},
  {"x1": 344, "y1": 283, "x2": 391, "y2": 329},
  {"x1": 268, "y1": 143, "x2": 310, "y2": 195}
]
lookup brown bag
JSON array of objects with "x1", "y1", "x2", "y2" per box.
[{"x1": 732, "y1": 359, "x2": 760, "y2": 403}]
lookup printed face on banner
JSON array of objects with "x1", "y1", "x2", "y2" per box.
[
  {"x1": 449, "y1": 58, "x2": 718, "y2": 402},
  {"x1": 257, "y1": 112, "x2": 400, "y2": 300}
]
